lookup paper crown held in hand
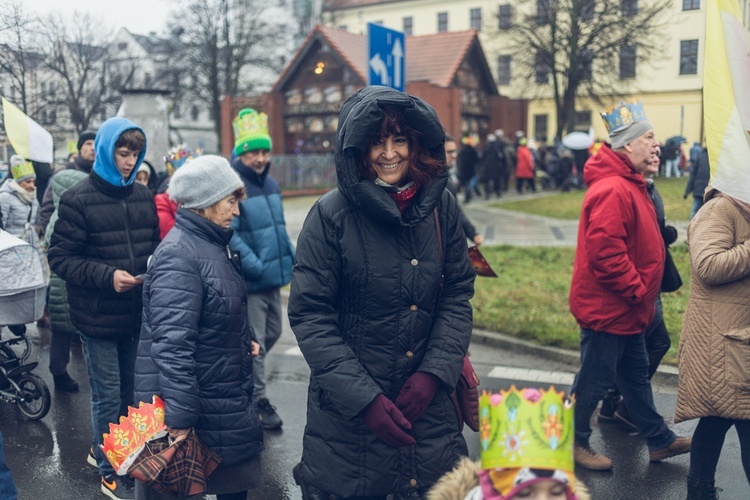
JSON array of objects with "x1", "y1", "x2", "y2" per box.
[
  {"x1": 101, "y1": 395, "x2": 168, "y2": 475},
  {"x1": 600, "y1": 100, "x2": 647, "y2": 135},
  {"x1": 479, "y1": 386, "x2": 574, "y2": 473}
]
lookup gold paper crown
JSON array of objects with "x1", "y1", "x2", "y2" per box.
[
  {"x1": 600, "y1": 100, "x2": 647, "y2": 134},
  {"x1": 232, "y1": 108, "x2": 272, "y2": 156},
  {"x1": 10, "y1": 160, "x2": 35, "y2": 181},
  {"x1": 480, "y1": 386, "x2": 574, "y2": 473},
  {"x1": 101, "y1": 395, "x2": 167, "y2": 475}
]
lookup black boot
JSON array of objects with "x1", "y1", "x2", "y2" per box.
[
  {"x1": 53, "y1": 372, "x2": 79, "y2": 392},
  {"x1": 686, "y1": 478, "x2": 721, "y2": 500}
]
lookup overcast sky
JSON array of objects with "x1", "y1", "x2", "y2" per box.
[{"x1": 26, "y1": 0, "x2": 173, "y2": 37}]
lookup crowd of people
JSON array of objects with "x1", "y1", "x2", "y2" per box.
[{"x1": 0, "y1": 86, "x2": 746, "y2": 500}]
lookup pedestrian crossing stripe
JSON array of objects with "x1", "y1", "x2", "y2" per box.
[{"x1": 486, "y1": 366, "x2": 575, "y2": 386}]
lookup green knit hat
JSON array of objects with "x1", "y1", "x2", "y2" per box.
[{"x1": 233, "y1": 108, "x2": 272, "y2": 156}]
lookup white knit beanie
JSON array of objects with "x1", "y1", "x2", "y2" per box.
[{"x1": 168, "y1": 155, "x2": 244, "y2": 209}]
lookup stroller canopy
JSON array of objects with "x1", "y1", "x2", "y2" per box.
[{"x1": 0, "y1": 229, "x2": 46, "y2": 297}]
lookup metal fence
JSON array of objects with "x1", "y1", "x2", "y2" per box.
[{"x1": 272, "y1": 154, "x2": 337, "y2": 193}]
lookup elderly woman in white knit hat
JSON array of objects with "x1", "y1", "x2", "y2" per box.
[
  {"x1": 133, "y1": 155, "x2": 264, "y2": 500},
  {"x1": 0, "y1": 155, "x2": 39, "y2": 246}
]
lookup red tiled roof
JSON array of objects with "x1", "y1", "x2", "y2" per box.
[{"x1": 315, "y1": 25, "x2": 480, "y2": 88}]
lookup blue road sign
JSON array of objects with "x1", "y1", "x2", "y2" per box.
[{"x1": 367, "y1": 23, "x2": 405, "y2": 92}]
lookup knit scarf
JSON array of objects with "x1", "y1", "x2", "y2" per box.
[
  {"x1": 9, "y1": 179, "x2": 37, "y2": 204},
  {"x1": 384, "y1": 182, "x2": 419, "y2": 214}
]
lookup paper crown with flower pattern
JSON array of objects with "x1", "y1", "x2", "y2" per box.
[
  {"x1": 165, "y1": 143, "x2": 202, "y2": 175},
  {"x1": 100, "y1": 395, "x2": 167, "y2": 475},
  {"x1": 232, "y1": 108, "x2": 272, "y2": 156},
  {"x1": 600, "y1": 100, "x2": 648, "y2": 134},
  {"x1": 479, "y1": 386, "x2": 575, "y2": 473}
]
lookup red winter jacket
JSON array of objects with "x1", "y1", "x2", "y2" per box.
[
  {"x1": 569, "y1": 144, "x2": 664, "y2": 335},
  {"x1": 515, "y1": 146, "x2": 535, "y2": 179}
]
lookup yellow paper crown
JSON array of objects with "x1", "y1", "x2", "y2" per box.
[
  {"x1": 101, "y1": 395, "x2": 167, "y2": 475},
  {"x1": 479, "y1": 386, "x2": 574, "y2": 473},
  {"x1": 600, "y1": 100, "x2": 647, "y2": 134},
  {"x1": 232, "y1": 108, "x2": 271, "y2": 156},
  {"x1": 10, "y1": 160, "x2": 35, "y2": 181}
]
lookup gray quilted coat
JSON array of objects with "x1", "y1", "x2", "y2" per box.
[
  {"x1": 675, "y1": 189, "x2": 750, "y2": 422},
  {"x1": 0, "y1": 180, "x2": 38, "y2": 240}
]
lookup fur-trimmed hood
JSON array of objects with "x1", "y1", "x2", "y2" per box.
[{"x1": 427, "y1": 458, "x2": 591, "y2": 500}]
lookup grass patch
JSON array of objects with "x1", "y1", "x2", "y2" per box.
[
  {"x1": 490, "y1": 177, "x2": 693, "y2": 221},
  {"x1": 473, "y1": 244, "x2": 690, "y2": 365}
]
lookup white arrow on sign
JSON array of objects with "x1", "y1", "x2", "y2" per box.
[
  {"x1": 369, "y1": 53, "x2": 389, "y2": 86},
  {"x1": 392, "y1": 38, "x2": 403, "y2": 89}
]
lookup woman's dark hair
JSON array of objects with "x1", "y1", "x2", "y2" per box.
[
  {"x1": 116, "y1": 129, "x2": 146, "y2": 153},
  {"x1": 356, "y1": 106, "x2": 444, "y2": 186}
]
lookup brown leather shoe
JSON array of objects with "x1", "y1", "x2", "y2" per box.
[
  {"x1": 649, "y1": 436, "x2": 692, "y2": 461},
  {"x1": 574, "y1": 444, "x2": 613, "y2": 471}
]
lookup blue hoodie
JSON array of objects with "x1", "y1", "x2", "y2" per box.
[{"x1": 92, "y1": 117, "x2": 147, "y2": 187}]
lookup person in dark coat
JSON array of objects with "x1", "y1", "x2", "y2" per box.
[
  {"x1": 445, "y1": 135, "x2": 483, "y2": 245},
  {"x1": 683, "y1": 146, "x2": 710, "y2": 219},
  {"x1": 456, "y1": 136, "x2": 479, "y2": 203},
  {"x1": 288, "y1": 86, "x2": 476, "y2": 499},
  {"x1": 48, "y1": 117, "x2": 159, "y2": 500},
  {"x1": 39, "y1": 129, "x2": 97, "y2": 393},
  {"x1": 134, "y1": 155, "x2": 264, "y2": 500},
  {"x1": 480, "y1": 133, "x2": 505, "y2": 199}
]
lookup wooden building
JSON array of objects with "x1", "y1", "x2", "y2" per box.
[{"x1": 221, "y1": 24, "x2": 526, "y2": 156}]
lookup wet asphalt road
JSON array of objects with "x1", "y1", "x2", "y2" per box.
[{"x1": 1, "y1": 315, "x2": 748, "y2": 500}]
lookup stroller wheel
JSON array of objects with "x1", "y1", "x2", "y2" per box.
[{"x1": 16, "y1": 374, "x2": 51, "y2": 420}]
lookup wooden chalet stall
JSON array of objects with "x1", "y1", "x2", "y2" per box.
[{"x1": 221, "y1": 25, "x2": 525, "y2": 156}]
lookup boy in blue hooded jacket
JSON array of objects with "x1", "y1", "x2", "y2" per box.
[{"x1": 49, "y1": 117, "x2": 160, "y2": 500}]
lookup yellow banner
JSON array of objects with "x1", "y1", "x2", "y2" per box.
[{"x1": 704, "y1": 0, "x2": 750, "y2": 202}]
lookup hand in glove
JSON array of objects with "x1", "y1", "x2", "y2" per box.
[
  {"x1": 394, "y1": 371, "x2": 440, "y2": 423},
  {"x1": 360, "y1": 394, "x2": 415, "y2": 448}
]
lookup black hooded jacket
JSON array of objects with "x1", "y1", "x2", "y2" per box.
[{"x1": 288, "y1": 86, "x2": 476, "y2": 497}]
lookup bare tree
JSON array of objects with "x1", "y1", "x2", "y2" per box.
[
  {"x1": 500, "y1": 0, "x2": 670, "y2": 141},
  {"x1": 40, "y1": 12, "x2": 137, "y2": 134},
  {"x1": 169, "y1": 0, "x2": 292, "y2": 150},
  {"x1": 0, "y1": 0, "x2": 43, "y2": 114}
]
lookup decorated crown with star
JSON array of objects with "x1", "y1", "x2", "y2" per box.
[
  {"x1": 479, "y1": 386, "x2": 574, "y2": 473},
  {"x1": 600, "y1": 100, "x2": 648, "y2": 134}
]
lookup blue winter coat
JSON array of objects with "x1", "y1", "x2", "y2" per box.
[
  {"x1": 229, "y1": 160, "x2": 294, "y2": 294},
  {"x1": 134, "y1": 208, "x2": 263, "y2": 466}
]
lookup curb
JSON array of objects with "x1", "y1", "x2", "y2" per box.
[
  {"x1": 471, "y1": 328, "x2": 679, "y2": 387},
  {"x1": 280, "y1": 293, "x2": 680, "y2": 388}
]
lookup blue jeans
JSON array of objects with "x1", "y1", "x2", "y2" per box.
[
  {"x1": 0, "y1": 433, "x2": 17, "y2": 500},
  {"x1": 83, "y1": 335, "x2": 139, "y2": 477},
  {"x1": 691, "y1": 196, "x2": 704, "y2": 220},
  {"x1": 571, "y1": 328, "x2": 675, "y2": 450}
]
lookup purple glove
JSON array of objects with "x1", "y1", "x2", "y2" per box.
[
  {"x1": 360, "y1": 394, "x2": 416, "y2": 448},
  {"x1": 395, "y1": 371, "x2": 440, "y2": 423}
]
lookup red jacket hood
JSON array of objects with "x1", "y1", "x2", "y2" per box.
[{"x1": 584, "y1": 143, "x2": 646, "y2": 190}]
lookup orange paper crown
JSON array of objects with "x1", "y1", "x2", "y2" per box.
[{"x1": 101, "y1": 395, "x2": 168, "y2": 475}]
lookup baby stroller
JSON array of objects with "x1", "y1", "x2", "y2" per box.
[{"x1": 0, "y1": 229, "x2": 51, "y2": 420}]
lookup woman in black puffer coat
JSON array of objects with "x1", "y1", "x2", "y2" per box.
[
  {"x1": 134, "y1": 155, "x2": 263, "y2": 500},
  {"x1": 288, "y1": 86, "x2": 476, "y2": 499}
]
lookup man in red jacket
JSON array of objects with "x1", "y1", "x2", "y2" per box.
[{"x1": 569, "y1": 101, "x2": 692, "y2": 471}]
